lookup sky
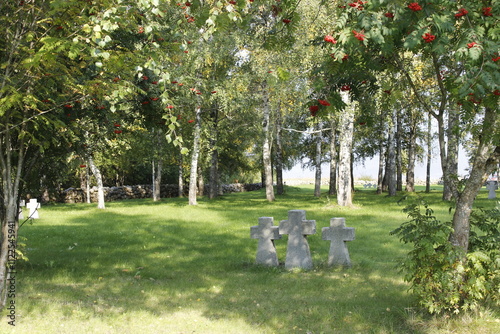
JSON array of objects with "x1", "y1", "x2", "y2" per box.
[{"x1": 283, "y1": 147, "x2": 470, "y2": 182}]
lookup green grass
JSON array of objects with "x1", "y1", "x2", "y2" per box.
[{"x1": 2, "y1": 186, "x2": 499, "y2": 333}]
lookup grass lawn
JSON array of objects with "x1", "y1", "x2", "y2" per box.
[{"x1": 2, "y1": 185, "x2": 499, "y2": 333}]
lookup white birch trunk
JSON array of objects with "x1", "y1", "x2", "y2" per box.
[
  {"x1": 275, "y1": 105, "x2": 284, "y2": 196},
  {"x1": 152, "y1": 159, "x2": 162, "y2": 201},
  {"x1": 337, "y1": 91, "x2": 354, "y2": 206},
  {"x1": 88, "y1": 156, "x2": 105, "y2": 209},
  {"x1": 387, "y1": 110, "x2": 397, "y2": 196},
  {"x1": 425, "y1": 114, "x2": 432, "y2": 193},
  {"x1": 189, "y1": 107, "x2": 202, "y2": 205},
  {"x1": 262, "y1": 82, "x2": 274, "y2": 202},
  {"x1": 314, "y1": 122, "x2": 322, "y2": 198},
  {"x1": 178, "y1": 152, "x2": 184, "y2": 197},
  {"x1": 328, "y1": 120, "x2": 337, "y2": 196}
]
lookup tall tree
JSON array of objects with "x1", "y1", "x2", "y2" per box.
[
  {"x1": 386, "y1": 109, "x2": 397, "y2": 196},
  {"x1": 328, "y1": 115, "x2": 338, "y2": 196},
  {"x1": 261, "y1": 82, "x2": 275, "y2": 202},
  {"x1": 337, "y1": 91, "x2": 355, "y2": 206},
  {"x1": 188, "y1": 107, "x2": 202, "y2": 205},
  {"x1": 313, "y1": 122, "x2": 323, "y2": 197}
]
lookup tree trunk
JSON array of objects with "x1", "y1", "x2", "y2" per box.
[
  {"x1": 314, "y1": 123, "x2": 322, "y2": 198},
  {"x1": 275, "y1": 104, "x2": 284, "y2": 196},
  {"x1": 209, "y1": 144, "x2": 219, "y2": 199},
  {"x1": 0, "y1": 124, "x2": 25, "y2": 307},
  {"x1": 387, "y1": 110, "x2": 397, "y2": 196},
  {"x1": 152, "y1": 159, "x2": 162, "y2": 201},
  {"x1": 209, "y1": 106, "x2": 219, "y2": 200},
  {"x1": 152, "y1": 128, "x2": 163, "y2": 202},
  {"x1": 425, "y1": 113, "x2": 432, "y2": 193},
  {"x1": 443, "y1": 107, "x2": 459, "y2": 200},
  {"x1": 189, "y1": 107, "x2": 202, "y2": 205},
  {"x1": 405, "y1": 114, "x2": 417, "y2": 192},
  {"x1": 396, "y1": 110, "x2": 403, "y2": 192},
  {"x1": 85, "y1": 164, "x2": 91, "y2": 203},
  {"x1": 337, "y1": 91, "x2": 354, "y2": 206},
  {"x1": 197, "y1": 163, "x2": 204, "y2": 197},
  {"x1": 262, "y1": 82, "x2": 274, "y2": 202},
  {"x1": 88, "y1": 155, "x2": 105, "y2": 209},
  {"x1": 329, "y1": 117, "x2": 337, "y2": 196},
  {"x1": 450, "y1": 108, "x2": 499, "y2": 252},
  {"x1": 178, "y1": 152, "x2": 184, "y2": 198},
  {"x1": 377, "y1": 135, "x2": 385, "y2": 194}
]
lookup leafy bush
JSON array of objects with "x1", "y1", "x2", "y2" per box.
[{"x1": 391, "y1": 201, "x2": 500, "y2": 314}]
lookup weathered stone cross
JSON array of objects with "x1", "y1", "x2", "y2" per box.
[
  {"x1": 322, "y1": 217, "x2": 355, "y2": 267},
  {"x1": 486, "y1": 181, "x2": 497, "y2": 199},
  {"x1": 279, "y1": 210, "x2": 316, "y2": 270},
  {"x1": 250, "y1": 217, "x2": 281, "y2": 266},
  {"x1": 18, "y1": 200, "x2": 25, "y2": 220},
  {"x1": 26, "y1": 198, "x2": 40, "y2": 219}
]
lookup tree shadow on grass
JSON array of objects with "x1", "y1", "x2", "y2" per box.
[{"x1": 16, "y1": 189, "x2": 426, "y2": 333}]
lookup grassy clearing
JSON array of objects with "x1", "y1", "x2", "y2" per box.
[{"x1": 2, "y1": 185, "x2": 499, "y2": 333}]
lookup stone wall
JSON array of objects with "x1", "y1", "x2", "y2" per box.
[{"x1": 61, "y1": 183, "x2": 262, "y2": 203}]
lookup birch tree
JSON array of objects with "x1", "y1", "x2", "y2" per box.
[{"x1": 337, "y1": 91, "x2": 355, "y2": 206}]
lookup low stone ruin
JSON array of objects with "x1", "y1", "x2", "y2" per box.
[{"x1": 61, "y1": 183, "x2": 262, "y2": 203}]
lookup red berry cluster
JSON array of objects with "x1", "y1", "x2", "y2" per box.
[
  {"x1": 324, "y1": 35, "x2": 337, "y2": 44},
  {"x1": 422, "y1": 33, "x2": 435, "y2": 43},
  {"x1": 408, "y1": 2, "x2": 422, "y2": 12},
  {"x1": 352, "y1": 30, "x2": 365, "y2": 41},
  {"x1": 482, "y1": 7, "x2": 493, "y2": 16},
  {"x1": 348, "y1": 1, "x2": 367, "y2": 11},
  {"x1": 454, "y1": 8, "x2": 468, "y2": 18}
]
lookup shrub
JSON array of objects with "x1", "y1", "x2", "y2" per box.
[{"x1": 391, "y1": 200, "x2": 500, "y2": 314}]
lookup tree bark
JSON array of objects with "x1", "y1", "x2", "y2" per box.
[
  {"x1": 152, "y1": 128, "x2": 163, "y2": 202},
  {"x1": 443, "y1": 107, "x2": 459, "y2": 200},
  {"x1": 396, "y1": 110, "x2": 403, "y2": 192},
  {"x1": 314, "y1": 122, "x2": 322, "y2": 198},
  {"x1": 337, "y1": 91, "x2": 354, "y2": 206},
  {"x1": 425, "y1": 113, "x2": 432, "y2": 193},
  {"x1": 405, "y1": 112, "x2": 417, "y2": 192},
  {"x1": 329, "y1": 117, "x2": 337, "y2": 196},
  {"x1": 377, "y1": 134, "x2": 385, "y2": 194},
  {"x1": 209, "y1": 144, "x2": 219, "y2": 199},
  {"x1": 209, "y1": 107, "x2": 219, "y2": 200},
  {"x1": 88, "y1": 155, "x2": 105, "y2": 209},
  {"x1": 197, "y1": 163, "x2": 204, "y2": 197},
  {"x1": 152, "y1": 159, "x2": 162, "y2": 201},
  {"x1": 275, "y1": 104, "x2": 284, "y2": 196},
  {"x1": 387, "y1": 110, "x2": 397, "y2": 196},
  {"x1": 85, "y1": 164, "x2": 91, "y2": 203},
  {"x1": 178, "y1": 152, "x2": 184, "y2": 198},
  {"x1": 261, "y1": 82, "x2": 275, "y2": 202},
  {"x1": 450, "y1": 108, "x2": 499, "y2": 252},
  {"x1": 189, "y1": 107, "x2": 202, "y2": 205},
  {"x1": 0, "y1": 123, "x2": 25, "y2": 307}
]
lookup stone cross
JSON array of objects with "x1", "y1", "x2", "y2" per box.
[
  {"x1": 486, "y1": 181, "x2": 497, "y2": 199},
  {"x1": 322, "y1": 217, "x2": 355, "y2": 267},
  {"x1": 26, "y1": 198, "x2": 40, "y2": 219},
  {"x1": 18, "y1": 200, "x2": 25, "y2": 220},
  {"x1": 279, "y1": 210, "x2": 316, "y2": 270},
  {"x1": 250, "y1": 217, "x2": 281, "y2": 266}
]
